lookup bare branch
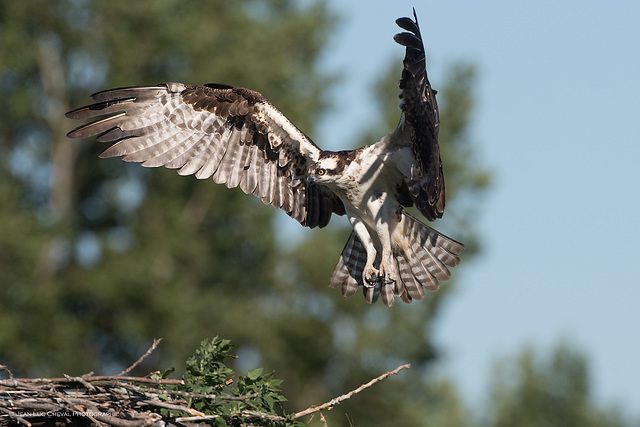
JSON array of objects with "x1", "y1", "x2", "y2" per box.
[
  {"x1": 136, "y1": 399, "x2": 204, "y2": 417},
  {"x1": 121, "y1": 382, "x2": 261, "y2": 401},
  {"x1": 118, "y1": 338, "x2": 163, "y2": 377},
  {"x1": 174, "y1": 414, "x2": 221, "y2": 423},
  {"x1": 15, "y1": 375, "x2": 183, "y2": 385},
  {"x1": 0, "y1": 364, "x2": 14, "y2": 379},
  {"x1": 0, "y1": 406, "x2": 31, "y2": 426},
  {"x1": 241, "y1": 409, "x2": 288, "y2": 422},
  {"x1": 294, "y1": 363, "x2": 411, "y2": 419},
  {"x1": 64, "y1": 373, "x2": 97, "y2": 391}
]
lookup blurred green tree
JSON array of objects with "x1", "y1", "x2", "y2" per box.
[
  {"x1": 0, "y1": 0, "x2": 333, "y2": 374},
  {"x1": 487, "y1": 343, "x2": 631, "y2": 427}
]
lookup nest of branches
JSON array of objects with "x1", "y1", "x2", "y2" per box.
[
  {"x1": 0, "y1": 339, "x2": 409, "y2": 426},
  {"x1": 0, "y1": 372, "x2": 209, "y2": 426}
]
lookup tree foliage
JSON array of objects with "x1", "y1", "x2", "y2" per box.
[
  {"x1": 0, "y1": 0, "x2": 332, "y2": 373},
  {"x1": 487, "y1": 343, "x2": 633, "y2": 427},
  {"x1": 165, "y1": 337, "x2": 298, "y2": 426}
]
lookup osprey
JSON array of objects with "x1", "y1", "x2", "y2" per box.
[{"x1": 66, "y1": 11, "x2": 464, "y2": 307}]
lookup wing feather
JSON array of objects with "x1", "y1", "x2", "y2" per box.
[
  {"x1": 256, "y1": 152, "x2": 274, "y2": 202},
  {"x1": 212, "y1": 127, "x2": 242, "y2": 186},
  {"x1": 193, "y1": 140, "x2": 222, "y2": 180},
  {"x1": 137, "y1": 125, "x2": 202, "y2": 167},
  {"x1": 165, "y1": 132, "x2": 209, "y2": 170},
  {"x1": 67, "y1": 82, "x2": 344, "y2": 228},
  {"x1": 239, "y1": 144, "x2": 260, "y2": 194},
  {"x1": 393, "y1": 10, "x2": 445, "y2": 221},
  {"x1": 226, "y1": 140, "x2": 251, "y2": 190}
]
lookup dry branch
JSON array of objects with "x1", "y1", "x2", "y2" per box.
[
  {"x1": 15, "y1": 375, "x2": 184, "y2": 385},
  {"x1": 293, "y1": 363, "x2": 411, "y2": 419},
  {"x1": 118, "y1": 338, "x2": 163, "y2": 377}
]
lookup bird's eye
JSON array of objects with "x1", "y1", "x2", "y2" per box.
[{"x1": 317, "y1": 168, "x2": 326, "y2": 176}]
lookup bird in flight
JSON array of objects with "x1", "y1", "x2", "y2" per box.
[{"x1": 67, "y1": 10, "x2": 464, "y2": 307}]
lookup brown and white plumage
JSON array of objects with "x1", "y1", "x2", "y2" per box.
[
  {"x1": 67, "y1": 83, "x2": 343, "y2": 228},
  {"x1": 330, "y1": 212, "x2": 463, "y2": 305},
  {"x1": 66, "y1": 10, "x2": 464, "y2": 307}
]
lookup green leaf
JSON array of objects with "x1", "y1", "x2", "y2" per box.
[{"x1": 247, "y1": 368, "x2": 263, "y2": 380}]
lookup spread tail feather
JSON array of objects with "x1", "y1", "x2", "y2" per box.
[
  {"x1": 328, "y1": 231, "x2": 365, "y2": 298},
  {"x1": 328, "y1": 212, "x2": 464, "y2": 307}
]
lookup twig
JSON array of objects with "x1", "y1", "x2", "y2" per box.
[
  {"x1": 136, "y1": 398, "x2": 205, "y2": 416},
  {"x1": 68, "y1": 401, "x2": 152, "y2": 427},
  {"x1": 64, "y1": 374, "x2": 97, "y2": 391},
  {"x1": 48, "y1": 394, "x2": 107, "y2": 426},
  {"x1": 165, "y1": 389, "x2": 260, "y2": 401},
  {"x1": 174, "y1": 414, "x2": 221, "y2": 422},
  {"x1": 88, "y1": 375, "x2": 183, "y2": 385},
  {"x1": 0, "y1": 379, "x2": 51, "y2": 391},
  {"x1": 118, "y1": 338, "x2": 163, "y2": 377},
  {"x1": 90, "y1": 412, "x2": 152, "y2": 427},
  {"x1": 15, "y1": 375, "x2": 183, "y2": 385},
  {"x1": 72, "y1": 407, "x2": 104, "y2": 427},
  {"x1": 0, "y1": 406, "x2": 31, "y2": 426},
  {"x1": 320, "y1": 411, "x2": 327, "y2": 427},
  {"x1": 294, "y1": 363, "x2": 411, "y2": 419},
  {"x1": 119, "y1": 382, "x2": 261, "y2": 401},
  {"x1": 346, "y1": 412, "x2": 355, "y2": 427},
  {"x1": 241, "y1": 409, "x2": 288, "y2": 422},
  {"x1": 174, "y1": 409, "x2": 288, "y2": 424},
  {"x1": 0, "y1": 364, "x2": 14, "y2": 379}
]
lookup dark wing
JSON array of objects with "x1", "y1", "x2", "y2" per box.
[
  {"x1": 66, "y1": 83, "x2": 343, "y2": 228},
  {"x1": 394, "y1": 10, "x2": 445, "y2": 221}
]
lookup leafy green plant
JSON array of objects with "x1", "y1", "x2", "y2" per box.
[{"x1": 154, "y1": 337, "x2": 301, "y2": 426}]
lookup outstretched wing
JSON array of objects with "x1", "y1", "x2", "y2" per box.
[
  {"x1": 66, "y1": 83, "x2": 343, "y2": 228},
  {"x1": 394, "y1": 10, "x2": 445, "y2": 221}
]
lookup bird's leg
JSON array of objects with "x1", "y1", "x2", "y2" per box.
[
  {"x1": 367, "y1": 191, "x2": 397, "y2": 285},
  {"x1": 348, "y1": 215, "x2": 378, "y2": 287}
]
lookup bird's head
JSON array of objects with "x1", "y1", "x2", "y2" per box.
[{"x1": 308, "y1": 154, "x2": 344, "y2": 187}]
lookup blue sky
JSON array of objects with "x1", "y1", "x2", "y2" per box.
[{"x1": 315, "y1": 0, "x2": 640, "y2": 416}]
